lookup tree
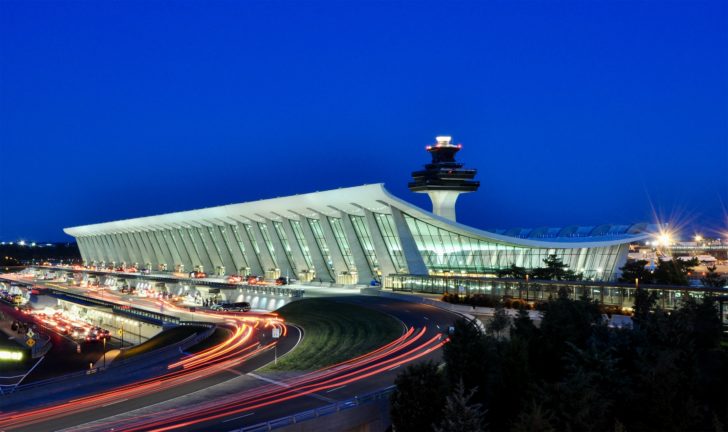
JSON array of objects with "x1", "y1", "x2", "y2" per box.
[
  {"x1": 487, "y1": 304, "x2": 510, "y2": 339},
  {"x1": 496, "y1": 264, "x2": 527, "y2": 279},
  {"x1": 701, "y1": 265, "x2": 726, "y2": 288},
  {"x1": 511, "y1": 308, "x2": 537, "y2": 340},
  {"x1": 443, "y1": 318, "x2": 488, "y2": 390},
  {"x1": 433, "y1": 380, "x2": 487, "y2": 432},
  {"x1": 530, "y1": 254, "x2": 582, "y2": 281},
  {"x1": 631, "y1": 286, "x2": 658, "y2": 328},
  {"x1": 391, "y1": 361, "x2": 446, "y2": 432},
  {"x1": 653, "y1": 257, "x2": 698, "y2": 286},
  {"x1": 618, "y1": 259, "x2": 654, "y2": 284}
]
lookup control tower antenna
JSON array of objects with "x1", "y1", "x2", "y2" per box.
[{"x1": 408, "y1": 136, "x2": 480, "y2": 221}]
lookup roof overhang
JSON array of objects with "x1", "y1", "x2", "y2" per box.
[{"x1": 64, "y1": 183, "x2": 652, "y2": 249}]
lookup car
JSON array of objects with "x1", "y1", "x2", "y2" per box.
[
  {"x1": 227, "y1": 275, "x2": 243, "y2": 283},
  {"x1": 275, "y1": 277, "x2": 288, "y2": 286},
  {"x1": 211, "y1": 302, "x2": 251, "y2": 312},
  {"x1": 246, "y1": 275, "x2": 263, "y2": 285}
]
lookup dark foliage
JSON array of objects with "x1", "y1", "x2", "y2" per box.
[
  {"x1": 618, "y1": 259, "x2": 654, "y2": 284},
  {"x1": 390, "y1": 361, "x2": 447, "y2": 432},
  {"x1": 394, "y1": 289, "x2": 728, "y2": 431},
  {"x1": 530, "y1": 254, "x2": 583, "y2": 281},
  {"x1": 653, "y1": 257, "x2": 699, "y2": 286},
  {"x1": 702, "y1": 265, "x2": 727, "y2": 288}
]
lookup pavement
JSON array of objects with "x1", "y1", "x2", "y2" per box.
[{"x1": 2, "y1": 295, "x2": 461, "y2": 431}]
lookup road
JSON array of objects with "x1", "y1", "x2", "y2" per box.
[{"x1": 1, "y1": 273, "x2": 462, "y2": 431}]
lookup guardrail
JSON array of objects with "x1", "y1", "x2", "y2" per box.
[{"x1": 235, "y1": 385, "x2": 396, "y2": 432}]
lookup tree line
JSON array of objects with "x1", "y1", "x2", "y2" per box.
[{"x1": 391, "y1": 288, "x2": 728, "y2": 431}]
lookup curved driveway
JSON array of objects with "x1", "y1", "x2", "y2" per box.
[{"x1": 1, "y1": 295, "x2": 462, "y2": 432}]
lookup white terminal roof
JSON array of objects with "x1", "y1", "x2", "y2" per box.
[{"x1": 64, "y1": 184, "x2": 655, "y2": 249}]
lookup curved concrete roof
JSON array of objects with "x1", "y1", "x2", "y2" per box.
[{"x1": 65, "y1": 184, "x2": 655, "y2": 249}]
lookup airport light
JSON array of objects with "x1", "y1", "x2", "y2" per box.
[
  {"x1": 656, "y1": 231, "x2": 674, "y2": 247},
  {"x1": 0, "y1": 350, "x2": 23, "y2": 361}
]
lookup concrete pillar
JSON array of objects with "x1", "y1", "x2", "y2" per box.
[
  {"x1": 76, "y1": 237, "x2": 90, "y2": 263},
  {"x1": 188, "y1": 227, "x2": 216, "y2": 272},
  {"x1": 119, "y1": 232, "x2": 141, "y2": 265},
  {"x1": 177, "y1": 228, "x2": 203, "y2": 269},
  {"x1": 390, "y1": 207, "x2": 428, "y2": 275},
  {"x1": 279, "y1": 218, "x2": 310, "y2": 274},
  {"x1": 130, "y1": 232, "x2": 153, "y2": 267},
  {"x1": 338, "y1": 212, "x2": 374, "y2": 284},
  {"x1": 89, "y1": 236, "x2": 108, "y2": 264},
  {"x1": 249, "y1": 222, "x2": 276, "y2": 272},
  {"x1": 198, "y1": 225, "x2": 225, "y2": 271},
  {"x1": 219, "y1": 224, "x2": 249, "y2": 273},
  {"x1": 158, "y1": 230, "x2": 183, "y2": 268},
  {"x1": 363, "y1": 210, "x2": 397, "y2": 276},
  {"x1": 296, "y1": 217, "x2": 334, "y2": 282},
  {"x1": 169, "y1": 228, "x2": 197, "y2": 270},
  {"x1": 264, "y1": 219, "x2": 295, "y2": 278},
  {"x1": 110, "y1": 234, "x2": 131, "y2": 264},
  {"x1": 97, "y1": 235, "x2": 117, "y2": 264},
  {"x1": 207, "y1": 224, "x2": 237, "y2": 276},
  {"x1": 235, "y1": 222, "x2": 264, "y2": 276},
  {"x1": 316, "y1": 215, "x2": 348, "y2": 275},
  {"x1": 151, "y1": 230, "x2": 175, "y2": 269},
  {"x1": 140, "y1": 231, "x2": 164, "y2": 268}
]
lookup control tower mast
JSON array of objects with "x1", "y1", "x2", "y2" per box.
[{"x1": 408, "y1": 136, "x2": 480, "y2": 221}]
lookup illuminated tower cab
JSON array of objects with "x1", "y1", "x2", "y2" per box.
[{"x1": 408, "y1": 136, "x2": 479, "y2": 221}]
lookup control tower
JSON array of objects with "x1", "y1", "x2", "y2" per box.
[{"x1": 408, "y1": 136, "x2": 479, "y2": 221}]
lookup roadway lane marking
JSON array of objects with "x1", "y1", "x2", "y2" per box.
[
  {"x1": 388, "y1": 365, "x2": 401, "y2": 371},
  {"x1": 247, "y1": 373, "x2": 291, "y2": 388},
  {"x1": 222, "y1": 412, "x2": 255, "y2": 423},
  {"x1": 326, "y1": 385, "x2": 347, "y2": 393},
  {"x1": 423, "y1": 316, "x2": 429, "y2": 320},
  {"x1": 101, "y1": 398, "x2": 128, "y2": 407},
  {"x1": 248, "y1": 373, "x2": 335, "y2": 403}
]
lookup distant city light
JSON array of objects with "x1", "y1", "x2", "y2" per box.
[
  {"x1": 694, "y1": 235, "x2": 703, "y2": 243},
  {"x1": 18, "y1": 240, "x2": 25, "y2": 246}
]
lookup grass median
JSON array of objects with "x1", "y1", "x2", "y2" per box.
[
  {"x1": 117, "y1": 325, "x2": 206, "y2": 360},
  {"x1": 265, "y1": 298, "x2": 403, "y2": 371}
]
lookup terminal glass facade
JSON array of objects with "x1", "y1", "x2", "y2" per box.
[{"x1": 67, "y1": 185, "x2": 643, "y2": 284}]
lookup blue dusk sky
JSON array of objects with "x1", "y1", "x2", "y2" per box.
[{"x1": 1, "y1": 0, "x2": 727, "y2": 242}]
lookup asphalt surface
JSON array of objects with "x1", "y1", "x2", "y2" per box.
[
  {"x1": 3, "y1": 324, "x2": 302, "y2": 432},
  {"x1": 1, "y1": 281, "x2": 462, "y2": 432},
  {"x1": 180, "y1": 295, "x2": 461, "y2": 432}
]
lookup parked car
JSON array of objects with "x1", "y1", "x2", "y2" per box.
[{"x1": 211, "y1": 302, "x2": 251, "y2": 312}]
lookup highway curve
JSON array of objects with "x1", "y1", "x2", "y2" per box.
[{"x1": 0, "y1": 295, "x2": 462, "y2": 432}]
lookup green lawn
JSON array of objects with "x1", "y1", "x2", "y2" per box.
[
  {"x1": 188, "y1": 326, "x2": 231, "y2": 353},
  {"x1": 117, "y1": 325, "x2": 206, "y2": 360},
  {"x1": 266, "y1": 298, "x2": 403, "y2": 371}
]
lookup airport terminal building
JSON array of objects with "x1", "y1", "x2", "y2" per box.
[{"x1": 64, "y1": 137, "x2": 654, "y2": 284}]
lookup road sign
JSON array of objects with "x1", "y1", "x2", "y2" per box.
[
  {"x1": 26, "y1": 329, "x2": 35, "y2": 338},
  {"x1": 272, "y1": 327, "x2": 281, "y2": 339},
  {"x1": 117, "y1": 328, "x2": 124, "y2": 336},
  {"x1": 26, "y1": 338, "x2": 36, "y2": 347}
]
